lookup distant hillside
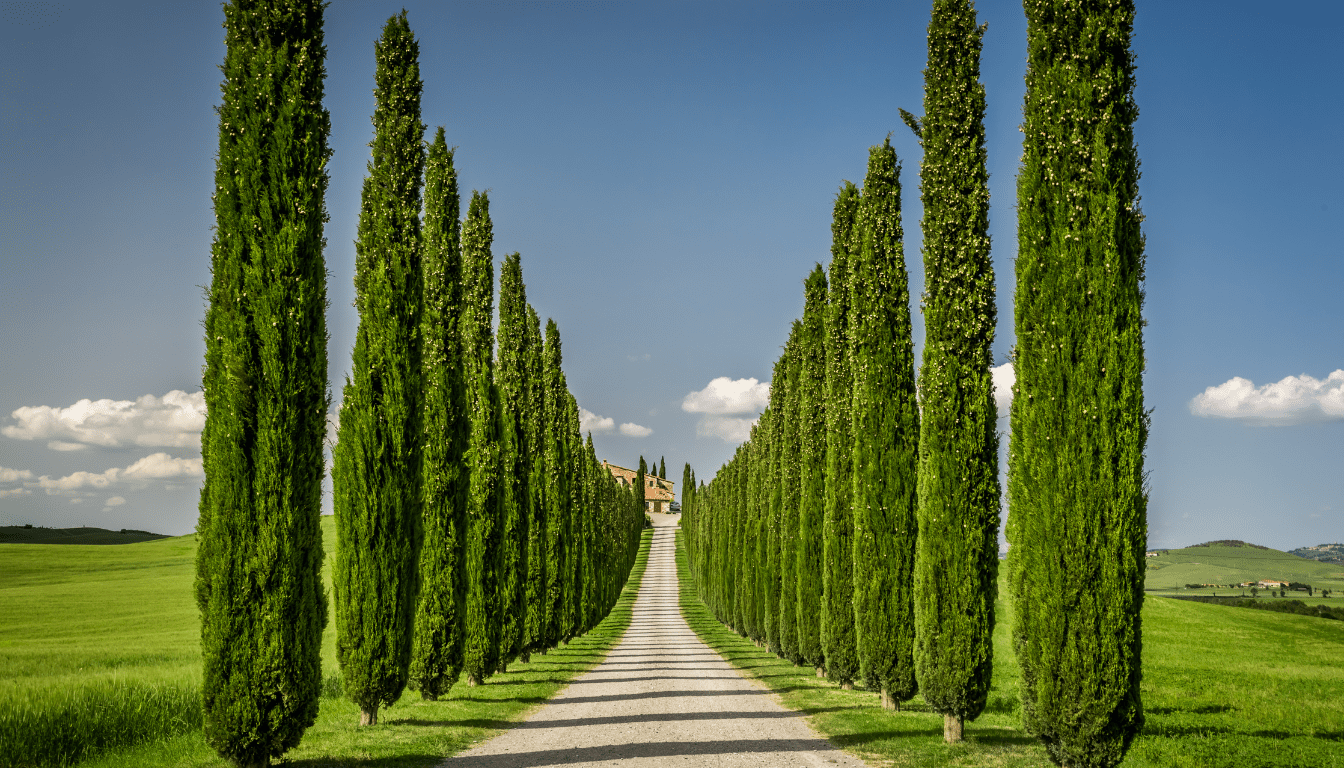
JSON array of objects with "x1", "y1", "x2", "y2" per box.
[
  {"x1": 0, "y1": 526, "x2": 170, "y2": 545},
  {"x1": 1289, "y1": 543, "x2": 1344, "y2": 566},
  {"x1": 1145, "y1": 540, "x2": 1344, "y2": 591}
]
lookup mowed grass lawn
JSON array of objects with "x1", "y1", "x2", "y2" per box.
[
  {"x1": 0, "y1": 520, "x2": 653, "y2": 768},
  {"x1": 675, "y1": 532, "x2": 1344, "y2": 768}
]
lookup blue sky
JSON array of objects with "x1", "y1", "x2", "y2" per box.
[{"x1": 1, "y1": 1, "x2": 1339, "y2": 550}]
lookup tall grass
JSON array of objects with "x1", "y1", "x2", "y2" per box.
[{"x1": 0, "y1": 676, "x2": 200, "y2": 768}]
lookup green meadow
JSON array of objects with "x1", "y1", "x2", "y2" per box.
[
  {"x1": 676, "y1": 531, "x2": 1344, "y2": 768},
  {"x1": 0, "y1": 521, "x2": 653, "y2": 768}
]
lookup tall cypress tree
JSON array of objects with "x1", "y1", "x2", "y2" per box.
[
  {"x1": 776, "y1": 324, "x2": 803, "y2": 665},
  {"x1": 460, "y1": 191, "x2": 501, "y2": 686},
  {"x1": 563, "y1": 393, "x2": 585, "y2": 640},
  {"x1": 1008, "y1": 2, "x2": 1147, "y2": 765},
  {"x1": 496, "y1": 253, "x2": 533, "y2": 669},
  {"x1": 410, "y1": 127, "x2": 466, "y2": 700},
  {"x1": 909, "y1": 0, "x2": 999, "y2": 743},
  {"x1": 197, "y1": 0, "x2": 330, "y2": 760},
  {"x1": 543, "y1": 319, "x2": 571, "y2": 649},
  {"x1": 851, "y1": 138, "x2": 920, "y2": 712},
  {"x1": 822, "y1": 181, "x2": 861, "y2": 689},
  {"x1": 796, "y1": 266, "x2": 828, "y2": 674},
  {"x1": 332, "y1": 10, "x2": 425, "y2": 727},
  {"x1": 522, "y1": 305, "x2": 548, "y2": 659},
  {"x1": 659, "y1": 456, "x2": 667, "y2": 480}
]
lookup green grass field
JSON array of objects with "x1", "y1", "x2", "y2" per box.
[
  {"x1": 1144, "y1": 541, "x2": 1344, "y2": 595},
  {"x1": 0, "y1": 520, "x2": 653, "y2": 768},
  {"x1": 676, "y1": 531, "x2": 1344, "y2": 768}
]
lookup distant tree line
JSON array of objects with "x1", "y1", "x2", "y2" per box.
[
  {"x1": 684, "y1": 2, "x2": 1147, "y2": 767},
  {"x1": 196, "y1": 6, "x2": 645, "y2": 766}
]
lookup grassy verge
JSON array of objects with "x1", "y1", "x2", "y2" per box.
[
  {"x1": 0, "y1": 526, "x2": 651, "y2": 768},
  {"x1": 674, "y1": 531, "x2": 1344, "y2": 768}
]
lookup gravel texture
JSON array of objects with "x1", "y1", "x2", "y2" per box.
[{"x1": 445, "y1": 514, "x2": 867, "y2": 767}]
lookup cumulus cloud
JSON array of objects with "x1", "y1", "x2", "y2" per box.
[
  {"x1": 696, "y1": 415, "x2": 759, "y2": 443},
  {"x1": 3, "y1": 390, "x2": 206, "y2": 449},
  {"x1": 1190, "y1": 370, "x2": 1344, "y2": 425},
  {"x1": 619, "y1": 422, "x2": 653, "y2": 438},
  {"x1": 682, "y1": 377, "x2": 771, "y2": 415},
  {"x1": 0, "y1": 487, "x2": 31, "y2": 499},
  {"x1": 579, "y1": 407, "x2": 615, "y2": 434},
  {"x1": 0, "y1": 466, "x2": 33, "y2": 483},
  {"x1": 37, "y1": 452, "x2": 203, "y2": 493},
  {"x1": 104, "y1": 496, "x2": 126, "y2": 509},
  {"x1": 992, "y1": 362, "x2": 1014, "y2": 416}
]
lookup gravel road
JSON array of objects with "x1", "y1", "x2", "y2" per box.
[{"x1": 445, "y1": 513, "x2": 868, "y2": 767}]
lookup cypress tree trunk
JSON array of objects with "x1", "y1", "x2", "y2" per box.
[
  {"x1": 1009, "y1": 1, "x2": 1147, "y2": 765},
  {"x1": 911, "y1": 1, "x2": 999, "y2": 741},
  {"x1": 850, "y1": 138, "x2": 919, "y2": 710},
  {"x1": 822, "y1": 182, "x2": 861, "y2": 688},
  {"x1": 523, "y1": 305, "x2": 548, "y2": 657},
  {"x1": 796, "y1": 266, "x2": 828, "y2": 671},
  {"x1": 333, "y1": 10, "x2": 425, "y2": 726},
  {"x1": 460, "y1": 191, "x2": 501, "y2": 686},
  {"x1": 496, "y1": 253, "x2": 533, "y2": 668},
  {"x1": 410, "y1": 127, "x2": 466, "y2": 700},
  {"x1": 197, "y1": 0, "x2": 329, "y2": 761},
  {"x1": 776, "y1": 326, "x2": 802, "y2": 665},
  {"x1": 543, "y1": 320, "x2": 571, "y2": 650}
]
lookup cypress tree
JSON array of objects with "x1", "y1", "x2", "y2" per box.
[
  {"x1": 496, "y1": 253, "x2": 533, "y2": 669},
  {"x1": 460, "y1": 191, "x2": 501, "y2": 685},
  {"x1": 776, "y1": 324, "x2": 802, "y2": 665},
  {"x1": 543, "y1": 319, "x2": 571, "y2": 649},
  {"x1": 659, "y1": 456, "x2": 666, "y2": 480},
  {"x1": 196, "y1": 0, "x2": 329, "y2": 761},
  {"x1": 909, "y1": 0, "x2": 999, "y2": 742},
  {"x1": 332, "y1": 10, "x2": 425, "y2": 727},
  {"x1": 796, "y1": 265, "x2": 828, "y2": 674},
  {"x1": 850, "y1": 138, "x2": 920, "y2": 712},
  {"x1": 822, "y1": 181, "x2": 861, "y2": 689},
  {"x1": 522, "y1": 305, "x2": 548, "y2": 658},
  {"x1": 410, "y1": 128, "x2": 466, "y2": 700},
  {"x1": 1008, "y1": 2, "x2": 1147, "y2": 765},
  {"x1": 563, "y1": 393, "x2": 585, "y2": 639}
]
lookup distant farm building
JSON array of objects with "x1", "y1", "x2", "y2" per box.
[{"x1": 603, "y1": 461, "x2": 677, "y2": 515}]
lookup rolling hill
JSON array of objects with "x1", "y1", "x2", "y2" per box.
[
  {"x1": 0, "y1": 525, "x2": 170, "y2": 545},
  {"x1": 1145, "y1": 540, "x2": 1344, "y2": 591}
]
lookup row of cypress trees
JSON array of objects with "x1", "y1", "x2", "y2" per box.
[
  {"x1": 684, "y1": 2, "x2": 1147, "y2": 767},
  {"x1": 197, "y1": 6, "x2": 646, "y2": 766}
]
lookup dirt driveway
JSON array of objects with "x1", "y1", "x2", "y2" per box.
[{"x1": 445, "y1": 513, "x2": 866, "y2": 767}]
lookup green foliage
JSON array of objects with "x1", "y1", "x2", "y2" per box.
[
  {"x1": 0, "y1": 527, "x2": 168, "y2": 545},
  {"x1": 796, "y1": 266, "x2": 828, "y2": 669},
  {"x1": 333, "y1": 11, "x2": 425, "y2": 723},
  {"x1": 911, "y1": 0, "x2": 999, "y2": 728},
  {"x1": 1007, "y1": 1, "x2": 1147, "y2": 765},
  {"x1": 410, "y1": 127, "x2": 466, "y2": 700},
  {"x1": 460, "y1": 191, "x2": 501, "y2": 685},
  {"x1": 496, "y1": 253, "x2": 534, "y2": 666},
  {"x1": 197, "y1": 0, "x2": 330, "y2": 760},
  {"x1": 776, "y1": 326, "x2": 803, "y2": 664},
  {"x1": 822, "y1": 181, "x2": 860, "y2": 687},
  {"x1": 542, "y1": 319, "x2": 571, "y2": 649},
  {"x1": 850, "y1": 139, "x2": 919, "y2": 706},
  {"x1": 522, "y1": 305, "x2": 549, "y2": 656}
]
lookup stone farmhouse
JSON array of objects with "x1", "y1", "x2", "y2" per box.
[{"x1": 602, "y1": 461, "x2": 676, "y2": 515}]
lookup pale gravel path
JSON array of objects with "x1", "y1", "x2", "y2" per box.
[{"x1": 443, "y1": 514, "x2": 868, "y2": 768}]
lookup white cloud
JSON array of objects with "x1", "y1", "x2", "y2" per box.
[
  {"x1": 0, "y1": 487, "x2": 31, "y2": 499},
  {"x1": 696, "y1": 415, "x2": 759, "y2": 443},
  {"x1": 0, "y1": 466, "x2": 33, "y2": 483},
  {"x1": 103, "y1": 496, "x2": 126, "y2": 510},
  {"x1": 1190, "y1": 370, "x2": 1344, "y2": 425},
  {"x1": 619, "y1": 422, "x2": 653, "y2": 438},
  {"x1": 992, "y1": 362, "x2": 1014, "y2": 416},
  {"x1": 37, "y1": 452, "x2": 203, "y2": 493},
  {"x1": 3, "y1": 390, "x2": 206, "y2": 449},
  {"x1": 682, "y1": 377, "x2": 771, "y2": 415},
  {"x1": 579, "y1": 407, "x2": 615, "y2": 434}
]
